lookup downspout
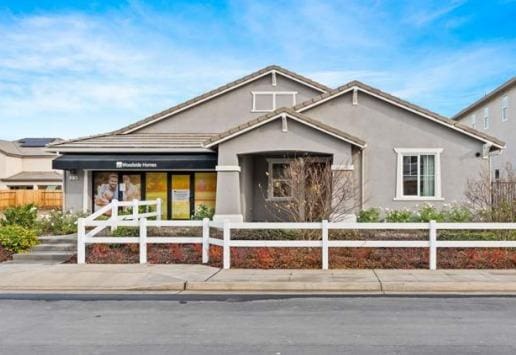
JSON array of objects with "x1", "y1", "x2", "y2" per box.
[{"x1": 361, "y1": 148, "x2": 365, "y2": 209}]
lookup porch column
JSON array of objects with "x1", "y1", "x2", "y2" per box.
[
  {"x1": 213, "y1": 165, "x2": 243, "y2": 223},
  {"x1": 330, "y1": 151, "x2": 357, "y2": 222}
]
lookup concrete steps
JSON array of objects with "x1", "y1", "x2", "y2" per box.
[{"x1": 10, "y1": 235, "x2": 76, "y2": 264}]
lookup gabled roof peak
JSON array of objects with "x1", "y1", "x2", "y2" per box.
[
  {"x1": 293, "y1": 80, "x2": 505, "y2": 149},
  {"x1": 204, "y1": 107, "x2": 366, "y2": 148}
]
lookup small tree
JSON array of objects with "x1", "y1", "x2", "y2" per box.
[{"x1": 261, "y1": 156, "x2": 360, "y2": 223}]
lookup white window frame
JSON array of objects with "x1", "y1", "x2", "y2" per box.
[
  {"x1": 394, "y1": 148, "x2": 443, "y2": 201},
  {"x1": 501, "y1": 95, "x2": 509, "y2": 122},
  {"x1": 266, "y1": 158, "x2": 293, "y2": 201},
  {"x1": 483, "y1": 107, "x2": 489, "y2": 129},
  {"x1": 252, "y1": 91, "x2": 297, "y2": 112},
  {"x1": 471, "y1": 113, "x2": 476, "y2": 128}
]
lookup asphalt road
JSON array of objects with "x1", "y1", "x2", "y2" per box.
[{"x1": 0, "y1": 294, "x2": 515, "y2": 354}]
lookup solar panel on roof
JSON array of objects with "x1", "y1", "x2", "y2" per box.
[{"x1": 18, "y1": 138, "x2": 58, "y2": 147}]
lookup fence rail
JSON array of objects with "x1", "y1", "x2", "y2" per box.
[
  {"x1": 0, "y1": 190, "x2": 62, "y2": 210},
  {"x1": 77, "y1": 199, "x2": 516, "y2": 270}
]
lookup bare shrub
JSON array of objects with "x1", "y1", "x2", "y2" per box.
[
  {"x1": 260, "y1": 156, "x2": 360, "y2": 239},
  {"x1": 465, "y1": 164, "x2": 516, "y2": 222}
]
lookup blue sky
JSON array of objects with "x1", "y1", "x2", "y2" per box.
[{"x1": 0, "y1": 0, "x2": 515, "y2": 139}]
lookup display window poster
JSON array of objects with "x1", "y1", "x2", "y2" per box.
[
  {"x1": 93, "y1": 172, "x2": 119, "y2": 212},
  {"x1": 171, "y1": 175, "x2": 191, "y2": 219},
  {"x1": 194, "y1": 173, "x2": 217, "y2": 211},
  {"x1": 119, "y1": 174, "x2": 141, "y2": 202}
]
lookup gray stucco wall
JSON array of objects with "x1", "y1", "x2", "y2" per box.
[
  {"x1": 63, "y1": 170, "x2": 90, "y2": 213},
  {"x1": 303, "y1": 91, "x2": 489, "y2": 209},
  {"x1": 217, "y1": 119, "x2": 353, "y2": 165},
  {"x1": 456, "y1": 85, "x2": 515, "y2": 175},
  {"x1": 215, "y1": 118, "x2": 355, "y2": 221},
  {"x1": 135, "y1": 74, "x2": 322, "y2": 134},
  {"x1": 239, "y1": 155, "x2": 254, "y2": 221}
]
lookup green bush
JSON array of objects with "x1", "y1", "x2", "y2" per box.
[
  {"x1": 417, "y1": 204, "x2": 445, "y2": 222},
  {"x1": 0, "y1": 225, "x2": 38, "y2": 253},
  {"x1": 192, "y1": 204, "x2": 215, "y2": 220},
  {"x1": 38, "y1": 210, "x2": 86, "y2": 235},
  {"x1": 357, "y1": 208, "x2": 381, "y2": 222},
  {"x1": 385, "y1": 209, "x2": 414, "y2": 223},
  {"x1": 112, "y1": 226, "x2": 139, "y2": 237},
  {"x1": 442, "y1": 205, "x2": 473, "y2": 222},
  {"x1": 1, "y1": 204, "x2": 38, "y2": 229}
]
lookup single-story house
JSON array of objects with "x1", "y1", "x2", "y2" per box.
[
  {"x1": 0, "y1": 138, "x2": 63, "y2": 190},
  {"x1": 47, "y1": 66, "x2": 505, "y2": 222}
]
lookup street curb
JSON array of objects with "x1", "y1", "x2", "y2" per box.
[
  {"x1": 2, "y1": 282, "x2": 516, "y2": 293},
  {"x1": 186, "y1": 281, "x2": 382, "y2": 292},
  {"x1": 381, "y1": 282, "x2": 516, "y2": 293},
  {"x1": 0, "y1": 282, "x2": 186, "y2": 292}
]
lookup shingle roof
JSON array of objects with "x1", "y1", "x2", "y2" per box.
[
  {"x1": 204, "y1": 107, "x2": 366, "y2": 148},
  {"x1": 48, "y1": 65, "x2": 331, "y2": 150},
  {"x1": 453, "y1": 77, "x2": 516, "y2": 120},
  {"x1": 48, "y1": 133, "x2": 217, "y2": 152},
  {"x1": 113, "y1": 65, "x2": 331, "y2": 135},
  {"x1": 294, "y1": 80, "x2": 506, "y2": 149},
  {"x1": 1, "y1": 171, "x2": 63, "y2": 182},
  {"x1": 0, "y1": 139, "x2": 59, "y2": 157}
]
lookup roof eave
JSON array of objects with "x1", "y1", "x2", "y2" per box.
[
  {"x1": 204, "y1": 109, "x2": 366, "y2": 149},
  {"x1": 452, "y1": 77, "x2": 516, "y2": 120},
  {"x1": 295, "y1": 83, "x2": 506, "y2": 149}
]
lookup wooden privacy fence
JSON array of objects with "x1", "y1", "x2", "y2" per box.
[
  {"x1": 492, "y1": 181, "x2": 516, "y2": 205},
  {"x1": 77, "y1": 199, "x2": 516, "y2": 270},
  {"x1": 491, "y1": 181, "x2": 516, "y2": 220},
  {"x1": 0, "y1": 190, "x2": 62, "y2": 210}
]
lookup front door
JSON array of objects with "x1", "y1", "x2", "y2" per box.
[{"x1": 171, "y1": 174, "x2": 192, "y2": 219}]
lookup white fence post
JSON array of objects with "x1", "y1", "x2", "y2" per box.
[
  {"x1": 77, "y1": 218, "x2": 86, "y2": 264},
  {"x1": 202, "y1": 218, "x2": 210, "y2": 263},
  {"x1": 110, "y1": 199, "x2": 119, "y2": 232},
  {"x1": 139, "y1": 218, "x2": 147, "y2": 264},
  {"x1": 156, "y1": 198, "x2": 162, "y2": 220},
  {"x1": 132, "y1": 199, "x2": 139, "y2": 220},
  {"x1": 322, "y1": 220, "x2": 329, "y2": 270},
  {"x1": 223, "y1": 219, "x2": 231, "y2": 269},
  {"x1": 429, "y1": 220, "x2": 437, "y2": 270}
]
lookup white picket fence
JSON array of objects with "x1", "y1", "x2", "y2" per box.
[{"x1": 77, "y1": 199, "x2": 516, "y2": 269}]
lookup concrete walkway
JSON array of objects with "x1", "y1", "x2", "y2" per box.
[{"x1": 1, "y1": 264, "x2": 516, "y2": 293}]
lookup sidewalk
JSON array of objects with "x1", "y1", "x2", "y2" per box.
[{"x1": 1, "y1": 264, "x2": 516, "y2": 293}]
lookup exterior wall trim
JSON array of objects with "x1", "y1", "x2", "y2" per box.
[
  {"x1": 204, "y1": 112, "x2": 367, "y2": 149},
  {"x1": 298, "y1": 86, "x2": 505, "y2": 149},
  {"x1": 216, "y1": 165, "x2": 241, "y2": 172},
  {"x1": 122, "y1": 70, "x2": 327, "y2": 134},
  {"x1": 212, "y1": 214, "x2": 244, "y2": 223},
  {"x1": 251, "y1": 91, "x2": 298, "y2": 113},
  {"x1": 394, "y1": 148, "x2": 443, "y2": 201},
  {"x1": 331, "y1": 164, "x2": 354, "y2": 171}
]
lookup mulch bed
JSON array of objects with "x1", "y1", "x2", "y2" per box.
[
  {"x1": 66, "y1": 244, "x2": 516, "y2": 269},
  {"x1": 0, "y1": 246, "x2": 13, "y2": 263}
]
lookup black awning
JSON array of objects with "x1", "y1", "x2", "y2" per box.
[{"x1": 53, "y1": 154, "x2": 217, "y2": 170}]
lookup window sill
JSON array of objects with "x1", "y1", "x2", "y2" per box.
[
  {"x1": 393, "y1": 197, "x2": 444, "y2": 201},
  {"x1": 252, "y1": 109, "x2": 274, "y2": 113}
]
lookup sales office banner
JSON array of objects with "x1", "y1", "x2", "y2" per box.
[
  {"x1": 53, "y1": 154, "x2": 217, "y2": 171},
  {"x1": 115, "y1": 161, "x2": 158, "y2": 169}
]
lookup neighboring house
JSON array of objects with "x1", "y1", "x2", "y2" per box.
[
  {"x1": 0, "y1": 138, "x2": 63, "y2": 190},
  {"x1": 48, "y1": 65, "x2": 504, "y2": 221},
  {"x1": 454, "y1": 77, "x2": 515, "y2": 179}
]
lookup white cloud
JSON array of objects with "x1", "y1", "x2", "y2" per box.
[
  {"x1": 0, "y1": 1, "x2": 514, "y2": 140},
  {"x1": 0, "y1": 11, "x2": 251, "y2": 139}
]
